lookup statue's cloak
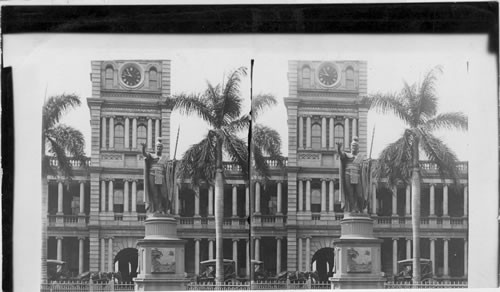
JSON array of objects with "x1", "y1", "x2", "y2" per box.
[
  {"x1": 338, "y1": 151, "x2": 372, "y2": 213},
  {"x1": 143, "y1": 154, "x2": 176, "y2": 213}
]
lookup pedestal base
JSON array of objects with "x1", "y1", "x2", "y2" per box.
[
  {"x1": 330, "y1": 213, "x2": 385, "y2": 289},
  {"x1": 134, "y1": 214, "x2": 189, "y2": 291}
]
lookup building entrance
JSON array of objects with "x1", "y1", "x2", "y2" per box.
[
  {"x1": 114, "y1": 248, "x2": 138, "y2": 283},
  {"x1": 311, "y1": 248, "x2": 335, "y2": 282}
]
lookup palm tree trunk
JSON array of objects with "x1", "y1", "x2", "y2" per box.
[
  {"x1": 215, "y1": 137, "x2": 224, "y2": 283},
  {"x1": 411, "y1": 138, "x2": 421, "y2": 282}
]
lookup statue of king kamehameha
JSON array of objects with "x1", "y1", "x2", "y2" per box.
[
  {"x1": 142, "y1": 138, "x2": 176, "y2": 215},
  {"x1": 337, "y1": 136, "x2": 372, "y2": 214}
]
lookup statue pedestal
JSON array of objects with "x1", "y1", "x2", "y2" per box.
[
  {"x1": 134, "y1": 214, "x2": 189, "y2": 291},
  {"x1": 329, "y1": 213, "x2": 385, "y2": 289}
]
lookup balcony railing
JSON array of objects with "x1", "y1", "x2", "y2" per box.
[
  {"x1": 47, "y1": 214, "x2": 89, "y2": 227},
  {"x1": 374, "y1": 216, "x2": 467, "y2": 229},
  {"x1": 252, "y1": 214, "x2": 286, "y2": 227},
  {"x1": 420, "y1": 161, "x2": 468, "y2": 172},
  {"x1": 48, "y1": 157, "x2": 91, "y2": 168},
  {"x1": 177, "y1": 217, "x2": 249, "y2": 229}
]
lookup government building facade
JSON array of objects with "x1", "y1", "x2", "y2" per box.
[{"x1": 44, "y1": 60, "x2": 469, "y2": 283}]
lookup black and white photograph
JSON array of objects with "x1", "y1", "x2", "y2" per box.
[{"x1": 2, "y1": 4, "x2": 499, "y2": 292}]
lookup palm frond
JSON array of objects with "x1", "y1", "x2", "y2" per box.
[
  {"x1": 227, "y1": 115, "x2": 250, "y2": 133},
  {"x1": 368, "y1": 94, "x2": 412, "y2": 126},
  {"x1": 252, "y1": 94, "x2": 277, "y2": 119},
  {"x1": 415, "y1": 66, "x2": 442, "y2": 120},
  {"x1": 43, "y1": 94, "x2": 81, "y2": 131},
  {"x1": 222, "y1": 131, "x2": 249, "y2": 180},
  {"x1": 374, "y1": 130, "x2": 413, "y2": 187},
  {"x1": 46, "y1": 136, "x2": 74, "y2": 178},
  {"x1": 178, "y1": 132, "x2": 217, "y2": 186},
  {"x1": 173, "y1": 93, "x2": 217, "y2": 127},
  {"x1": 423, "y1": 112, "x2": 468, "y2": 132},
  {"x1": 417, "y1": 129, "x2": 461, "y2": 185},
  {"x1": 253, "y1": 124, "x2": 282, "y2": 158},
  {"x1": 252, "y1": 144, "x2": 270, "y2": 180},
  {"x1": 216, "y1": 67, "x2": 246, "y2": 126}
]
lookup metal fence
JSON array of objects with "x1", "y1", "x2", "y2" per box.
[
  {"x1": 41, "y1": 281, "x2": 134, "y2": 292},
  {"x1": 187, "y1": 280, "x2": 330, "y2": 290},
  {"x1": 385, "y1": 281, "x2": 468, "y2": 289}
]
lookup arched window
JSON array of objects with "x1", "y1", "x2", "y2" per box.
[
  {"x1": 149, "y1": 68, "x2": 158, "y2": 89},
  {"x1": 311, "y1": 123, "x2": 321, "y2": 150},
  {"x1": 302, "y1": 66, "x2": 311, "y2": 88},
  {"x1": 346, "y1": 67, "x2": 355, "y2": 89},
  {"x1": 137, "y1": 125, "x2": 147, "y2": 147},
  {"x1": 114, "y1": 124, "x2": 124, "y2": 149},
  {"x1": 334, "y1": 124, "x2": 344, "y2": 146},
  {"x1": 105, "y1": 66, "x2": 114, "y2": 88},
  {"x1": 114, "y1": 189, "x2": 124, "y2": 213}
]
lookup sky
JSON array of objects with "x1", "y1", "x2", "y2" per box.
[
  {"x1": 4, "y1": 34, "x2": 498, "y2": 290},
  {"x1": 5, "y1": 34, "x2": 492, "y2": 161}
]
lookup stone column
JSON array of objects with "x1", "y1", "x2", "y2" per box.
[
  {"x1": 298, "y1": 180, "x2": 304, "y2": 212},
  {"x1": 464, "y1": 239, "x2": 468, "y2": 276},
  {"x1": 79, "y1": 181, "x2": 85, "y2": 214},
  {"x1": 57, "y1": 180, "x2": 63, "y2": 214},
  {"x1": 344, "y1": 118, "x2": 349, "y2": 147},
  {"x1": 101, "y1": 237, "x2": 106, "y2": 271},
  {"x1": 108, "y1": 179, "x2": 114, "y2": 212},
  {"x1": 444, "y1": 238, "x2": 449, "y2": 276},
  {"x1": 233, "y1": 239, "x2": 239, "y2": 272},
  {"x1": 131, "y1": 180, "x2": 137, "y2": 212},
  {"x1": 305, "y1": 237, "x2": 311, "y2": 272},
  {"x1": 132, "y1": 118, "x2": 137, "y2": 149},
  {"x1": 124, "y1": 180, "x2": 129, "y2": 212},
  {"x1": 392, "y1": 186, "x2": 397, "y2": 216},
  {"x1": 329, "y1": 180, "x2": 334, "y2": 212},
  {"x1": 147, "y1": 118, "x2": 153, "y2": 149},
  {"x1": 353, "y1": 118, "x2": 358, "y2": 138},
  {"x1": 255, "y1": 237, "x2": 260, "y2": 261},
  {"x1": 463, "y1": 184, "x2": 468, "y2": 216},
  {"x1": 246, "y1": 240, "x2": 250, "y2": 277},
  {"x1": 298, "y1": 116, "x2": 304, "y2": 149},
  {"x1": 56, "y1": 236, "x2": 63, "y2": 261},
  {"x1": 124, "y1": 117, "x2": 130, "y2": 149},
  {"x1": 405, "y1": 185, "x2": 411, "y2": 215},
  {"x1": 194, "y1": 239, "x2": 201, "y2": 274},
  {"x1": 406, "y1": 238, "x2": 412, "y2": 259},
  {"x1": 306, "y1": 116, "x2": 311, "y2": 149},
  {"x1": 392, "y1": 238, "x2": 398, "y2": 275},
  {"x1": 232, "y1": 185, "x2": 238, "y2": 217},
  {"x1": 108, "y1": 237, "x2": 113, "y2": 272},
  {"x1": 372, "y1": 185, "x2": 377, "y2": 214},
  {"x1": 208, "y1": 239, "x2": 214, "y2": 259},
  {"x1": 276, "y1": 237, "x2": 282, "y2": 274},
  {"x1": 101, "y1": 117, "x2": 107, "y2": 148},
  {"x1": 321, "y1": 179, "x2": 327, "y2": 213},
  {"x1": 155, "y1": 119, "x2": 160, "y2": 143},
  {"x1": 443, "y1": 184, "x2": 449, "y2": 216},
  {"x1": 101, "y1": 180, "x2": 107, "y2": 212},
  {"x1": 430, "y1": 184, "x2": 435, "y2": 216},
  {"x1": 208, "y1": 186, "x2": 214, "y2": 216},
  {"x1": 109, "y1": 116, "x2": 114, "y2": 149},
  {"x1": 194, "y1": 186, "x2": 200, "y2": 216},
  {"x1": 321, "y1": 117, "x2": 327, "y2": 148},
  {"x1": 305, "y1": 179, "x2": 311, "y2": 212},
  {"x1": 245, "y1": 186, "x2": 250, "y2": 216},
  {"x1": 298, "y1": 237, "x2": 303, "y2": 271},
  {"x1": 255, "y1": 182, "x2": 261, "y2": 214},
  {"x1": 277, "y1": 181, "x2": 282, "y2": 214},
  {"x1": 79, "y1": 237, "x2": 85, "y2": 274},
  {"x1": 430, "y1": 238, "x2": 436, "y2": 274},
  {"x1": 329, "y1": 117, "x2": 334, "y2": 149}
]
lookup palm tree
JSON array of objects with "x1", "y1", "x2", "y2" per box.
[
  {"x1": 41, "y1": 94, "x2": 86, "y2": 282},
  {"x1": 173, "y1": 67, "x2": 250, "y2": 283},
  {"x1": 369, "y1": 67, "x2": 467, "y2": 282}
]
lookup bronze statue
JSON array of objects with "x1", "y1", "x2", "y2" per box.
[
  {"x1": 142, "y1": 140, "x2": 176, "y2": 214},
  {"x1": 337, "y1": 136, "x2": 372, "y2": 213}
]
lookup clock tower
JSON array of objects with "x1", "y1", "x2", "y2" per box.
[
  {"x1": 283, "y1": 60, "x2": 369, "y2": 271},
  {"x1": 86, "y1": 60, "x2": 172, "y2": 272}
]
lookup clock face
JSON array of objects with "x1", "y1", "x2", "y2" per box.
[
  {"x1": 318, "y1": 62, "x2": 339, "y2": 87},
  {"x1": 121, "y1": 64, "x2": 142, "y2": 87}
]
